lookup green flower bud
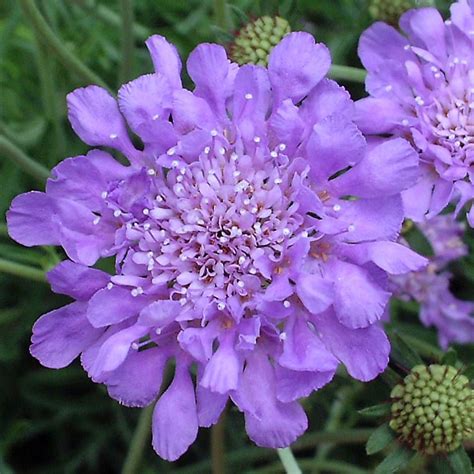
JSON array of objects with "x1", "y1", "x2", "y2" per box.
[
  {"x1": 369, "y1": 0, "x2": 434, "y2": 26},
  {"x1": 229, "y1": 16, "x2": 291, "y2": 66},
  {"x1": 390, "y1": 365, "x2": 473, "y2": 455}
]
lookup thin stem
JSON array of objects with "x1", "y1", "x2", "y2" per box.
[
  {"x1": 121, "y1": 404, "x2": 154, "y2": 474},
  {"x1": 277, "y1": 448, "x2": 301, "y2": 474},
  {"x1": 0, "y1": 223, "x2": 7, "y2": 237},
  {"x1": 213, "y1": 0, "x2": 230, "y2": 31},
  {"x1": 211, "y1": 411, "x2": 226, "y2": 474},
  {"x1": 0, "y1": 258, "x2": 46, "y2": 282},
  {"x1": 329, "y1": 65, "x2": 367, "y2": 84},
  {"x1": 0, "y1": 134, "x2": 49, "y2": 181},
  {"x1": 19, "y1": 0, "x2": 110, "y2": 91},
  {"x1": 119, "y1": 0, "x2": 135, "y2": 84}
]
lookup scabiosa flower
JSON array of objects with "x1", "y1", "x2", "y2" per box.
[
  {"x1": 391, "y1": 215, "x2": 474, "y2": 348},
  {"x1": 7, "y1": 32, "x2": 426, "y2": 460},
  {"x1": 356, "y1": 1, "x2": 474, "y2": 226}
]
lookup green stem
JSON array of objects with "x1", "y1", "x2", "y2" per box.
[
  {"x1": 33, "y1": 35, "x2": 66, "y2": 164},
  {"x1": 329, "y1": 65, "x2": 367, "y2": 84},
  {"x1": 0, "y1": 258, "x2": 46, "y2": 282},
  {"x1": 255, "y1": 459, "x2": 368, "y2": 474},
  {"x1": 277, "y1": 447, "x2": 301, "y2": 474},
  {"x1": 0, "y1": 224, "x2": 7, "y2": 237},
  {"x1": 211, "y1": 411, "x2": 226, "y2": 474},
  {"x1": 119, "y1": 0, "x2": 135, "y2": 84},
  {"x1": 0, "y1": 134, "x2": 49, "y2": 181},
  {"x1": 121, "y1": 404, "x2": 154, "y2": 474},
  {"x1": 399, "y1": 333, "x2": 444, "y2": 360},
  {"x1": 19, "y1": 0, "x2": 110, "y2": 91},
  {"x1": 71, "y1": 0, "x2": 150, "y2": 41},
  {"x1": 213, "y1": 0, "x2": 230, "y2": 31}
]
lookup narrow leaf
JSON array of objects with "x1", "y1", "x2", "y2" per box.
[
  {"x1": 462, "y1": 364, "x2": 474, "y2": 380},
  {"x1": 374, "y1": 446, "x2": 415, "y2": 474},
  {"x1": 441, "y1": 348, "x2": 458, "y2": 366},
  {"x1": 366, "y1": 423, "x2": 396, "y2": 455},
  {"x1": 389, "y1": 332, "x2": 423, "y2": 370},
  {"x1": 358, "y1": 404, "x2": 391, "y2": 419}
]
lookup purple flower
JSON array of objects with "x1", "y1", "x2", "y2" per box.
[
  {"x1": 7, "y1": 32, "x2": 426, "y2": 460},
  {"x1": 391, "y1": 215, "x2": 474, "y2": 348},
  {"x1": 356, "y1": 1, "x2": 474, "y2": 225}
]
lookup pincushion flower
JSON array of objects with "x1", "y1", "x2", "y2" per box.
[
  {"x1": 391, "y1": 215, "x2": 474, "y2": 348},
  {"x1": 7, "y1": 32, "x2": 426, "y2": 460},
  {"x1": 356, "y1": 1, "x2": 474, "y2": 225}
]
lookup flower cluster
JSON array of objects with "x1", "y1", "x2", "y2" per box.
[
  {"x1": 390, "y1": 215, "x2": 474, "y2": 348},
  {"x1": 356, "y1": 0, "x2": 474, "y2": 225},
  {"x1": 7, "y1": 33, "x2": 426, "y2": 460}
]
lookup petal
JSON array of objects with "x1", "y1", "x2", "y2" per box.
[
  {"x1": 347, "y1": 241, "x2": 428, "y2": 275},
  {"x1": 275, "y1": 365, "x2": 335, "y2": 403},
  {"x1": 296, "y1": 274, "x2": 334, "y2": 315},
  {"x1": 106, "y1": 347, "x2": 167, "y2": 407},
  {"x1": 7, "y1": 191, "x2": 59, "y2": 246},
  {"x1": 87, "y1": 286, "x2": 149, "y2": 327},
  {"x1": 269, "y1": 99, "x2": 305, "y2": 155},
  {"x1": 118, "y1": 73, "x2": 172, "y2": 136},
  {"x1": 152, "y1": 364, "x2": 198, "y2": 461},
  {"x1": 47, "y1": 260, "x2": 110, "y2": 300},
  {"x1": 196, "y1": 382, "x2": 228, "y2": 427},
  {"x1": 89, "y1": 324, "x2": 147, "y2": 379},
  {"x1": 172, "y1": 89, "x2": 217, "y2": 133},
  {"x1": 145, "y1": 35, "x2": 182, "y2": 89},
  {"x1": 279, "y1": 315, "x2": 339, "y2": 372},
  {"x1": 312, "y1": 309, "x2": 390, "y2": 381},
  {"x1": 327, "y1": 259, "x2": 390, "y2": 329},
  {"x1": 233, "y1": 351, "x2": 308, "y2": 448},
  {"x1": 187, "y1": 43, "x2": 237, "y2": 120},
  {"x1": 268, "y1": 32, "x2": 330, "y2": 105},
  {"x1": 200, "y1": 336, "x2": 241, "y2": 394},
  {"x1": 401, "y1": 171, "x2": 435, "y2": 221},
  {"x1": 67, "y1": 86, "x2": 139, "y2": 162},
  {"x1": 138, "y1": 300, "x2": 182, "y2": 330},
  {"x1": 177, "y1": 323, "x2": 219, "y2": 363},
  {"x1": 332, "y1": 138, "x2": 419, "y2": 198},
  {"x1": 354, "y1": 97, "x2": 408, "y2": 134},
  {"x1": 358, "y1": 22, "x2": 411, "y2": 71},
  {"x1": 30, "y1": 302, "x2": 103, "y2": 369},
  {"x1": 306, "y1": 113, "x2": 366, "y2": 185}
]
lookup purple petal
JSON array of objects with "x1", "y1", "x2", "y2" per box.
[
  {"x1": 67, "y1": 86, "x2": 139, "y2": 162},
  {"x1": 152, "y1": 364, "x2": 198, "y2": 461},
  {"x1": 118, "y1": 73, "x2": 172, "y2": 136},
  {"x1": 327, "y1": 259, "x2": 390, "y2": 329},
  {"x1": 275, "y1": 365, "x2": 335, "y2": 403},
  {"x1": 296, "y1": 274, "x2": 334, "y2": 315},
  {"x1": 306, "y1": 113, "x2": 366, "y2": 184},
  {"x1": 268, "y1": 32, "x2": 331, "y2": 105},
  {"x1": 269, "y1": 99, "x2": 305, "y2": 155},
  {"x1": 30, "y1": 302, "x2": 103, "y2": 369},
  {"x1": 47, "y1": 260, "x2": 109, "y2": 300},
  {"x1": 332, "y1": 138, "x2": 419, "y2": 198},
  {"x1": 7, "y1": 192, "x2": 58, "y2": 246},
  {"x1": 138, "y1": 300, "x2": 182, "y2": 330},
  {"x1": 196, "y1": 381, "x2": 228, "y2": 427},
  {"x1": 87, "y1": 286, "x2": 149, "y2": 327},
  {"x1": 172, "y1": 89, "x2": 217, "y2": 133},
  {"x1": 312, "y1": 310, "x2": 390, "y2": 381},
  {"x1": 279, "y1": 315, "x2": 339, "y2": 372},
  {"x1": 354, "y1": 97, "x2": 407, "y2": 134},
  {"x1": 145, "y1": 35, "x2": 182, "y2": 89},
  {"x1": 105, "y1": 347, "x2": 167, "y2": 407}
]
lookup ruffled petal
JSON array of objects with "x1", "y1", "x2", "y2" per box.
[
  {"x1": 355, "y1": 97, "x2": 408, "y2": 134},
  {"x1": 30, "y1": 302, "x2": 103, "y2": 369},
  {"x1": 268, "y1": 32, "x2": 330, "y2": 105},
  {"x1": 196, "y1": 376, "x2": 228, "y2": 427},
  {"x1": 312, "y1": 310, "x2": 390, "y2": 381},
  {"x1": 296, "y1": 274, "x2": 334, "y2": 315},
  {"x1": 152, "y1": 364, "x2": 198, "y2": 461},
  {"x1": 145, "y1": 35, "x2": 182, "y2": 89},
  {"x1": 47, "y1": 260, "x2": 110, "y2": 300}
]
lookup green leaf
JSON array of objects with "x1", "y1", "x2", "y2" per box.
[
  {"x1": 374, "y1": 446, "x2": 415, "y2": 474},
  {"x1": 358, "y1": 403, "x2": 391, "y2": 419},
  {"x1": 441, "y1": 348, "x2": 458, "y2": 366},
  {"x1": 389, "y1": 332, "x2": 423, "y2": 370},
  {"x1": 366, "y1": 423, "x2": 396, "y2": 455},
  {"x1": 447, "y1": 447, "x2": 472, "y2": 474}
]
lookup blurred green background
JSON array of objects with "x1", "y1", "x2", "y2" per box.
[{"x1": 0, "y1": 1, "x2": 471, "y2": 473}]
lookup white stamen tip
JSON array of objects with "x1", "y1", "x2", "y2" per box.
[
  {"x1": 152, "y1": 114, "x2": 160, "y2": 120},
  {"x1": 217, "y1": 302, "x2": 226, "y2": 311},
  {"x1": 211, "y1": 129, "x2": 218, "y2": 137},
  {"x1": 274, "y1": 178, "x2": 283, "y2": 184},
  {"x1": 237, "y1": 281, "x2": 245, "y2": 288},
  {"x1": 278, "y1": 143, "x2": 286, "y2": 151},
  {"x1": 109, "y1": 133, "x2": 118, "y2": 139},
  {"x1": 270, "y1": 151, "x2": 278, "y2": 158},
  {"x1": 283, "y1": 228, "x2": 291, "y2": 236},
  {"x1": 113, "y1": 210, "x2": 122, "y2": 218},
  {"x1": 93, "y1": 216, "x2": 101, "y2": 225},
  {"x1": 171, "y1": 160, "x2": 179, "y2": 168},
  {"x1": 333, "y1": 204, "x2": 341, "y2": 212},
  {"x1": 106, "y1": 282, "x2": 113, "y2": 290},
  {"x1": 283, "y1": 300, "x2": 291, "y2": 308},
  {"x1": 167, "y1": 147, "x2": 176, "y2": 156},
  {"x1": 204, "y1": 146, "x2": 211, "y2": 154},
  {"x1": 101, "y1": 191, "x2": 108, "y2": 199},
  {"x1": 348, "y1": 224, "x2": 355, "y2": 232},
  {"x1": 245, "y1": 93, "x2": 253, "y2": 100},
  {"x1": 253, "y1": 136, "x2": 261, "y2": 143},
  {"x1": 142, "y1": 208, "x2": 150, "y2": 215},
  {"x1": 402, "y1": 119, "x2": 409, "y2": 126},
  {"x1": 279, "y1": 332, "x2": 287, "y2": 340},
  {"x1": 147, "y1": 168, "x2": 156, "y2": 176}
]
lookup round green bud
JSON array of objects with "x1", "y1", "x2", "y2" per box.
[
  {"x1": 369, "y1": 0, "x2": 435, "y2": 26},
  {"x1": 229, "y1": 16, "x2": 291, "y2": 66},
  {"x1": 390, "y1": 364, "x2": 474, "y2": 455}
]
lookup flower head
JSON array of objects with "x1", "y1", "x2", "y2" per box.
[
  {"x1": 356, "y1": 1, "x2": 474, "y2": 225},
  {"x1": 7, "y1": 32, "x2": 425, "y2": 460}
]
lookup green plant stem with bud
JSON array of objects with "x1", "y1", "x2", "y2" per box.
[
  {"x1": 0, "y1": 135, "x2": 49, "y2": 182},
  {"x1": 0, "y1": 258, "x2": 46, "y2": 283},
  {"x1": 19, "y1": 0, "x2": 110, "y2": 91}
]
